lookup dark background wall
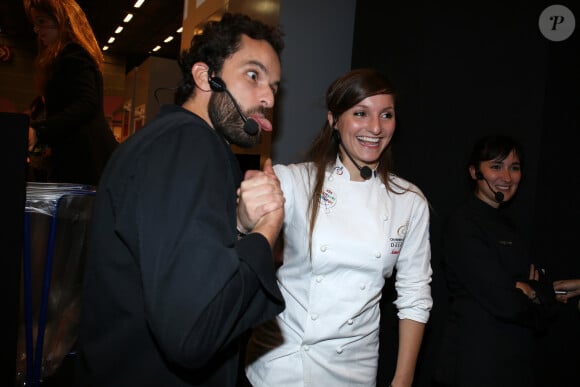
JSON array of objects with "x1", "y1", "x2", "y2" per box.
[
  {"x1": 274, "y1": 0, "x2": 357, "y2": 164},
  {"x1": 350, "y1": 0, "x2": 579, "y2": 385}
]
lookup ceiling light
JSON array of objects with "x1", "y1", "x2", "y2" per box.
[
  {"x1": 108, "y1": 37, "x2": 115, "y2": 44},
  {"x1": 176, "y1": 27, "x2": 183, "y2": 33},
  {"x1": 133, "y1": 0, "x2": 145, "y2": 8},
  {"x1": 115, "y1": 26, "x2": 123, "y2": 34},
  {"x1": 152, "y1": 45, "x2": 161, "y2": 52},
  {"x1": 123, "y1": 13, "x2": 133, "y2": 23},
  {"x1": 163, "y1": 36, "x2": 173, "y2": 43},
  {"x1": 103, "y1": 46, "x2": 109, "y2": 51}
]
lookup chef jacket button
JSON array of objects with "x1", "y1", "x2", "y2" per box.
[
  {"x1": 383, "y1": 215, "x2": 388, "y2": 221},
  {"x1": 311, "y1": 313, "x2": 319, "y2": 320},
  {"x1": 328, "y1": 176, "x2": 334, "y2": 182},
  {"x1": 316, "y1": 276, "x2": 323, "y2": 283},
  {"x1": 347, "y1": 319, "x2": 354, "y2": 325},
  {"x1": 303, "y1": 345, "x2": 309, "y2": 351},
  {"x1": 320, "y1": 245, "x2": 328, "y2": 252},
  {"x1": 360, "y1": 284, "x2": 366, "y2": 290},
  {"x1": 375, "y1": 251, "x2": 381, "y2": 258},
  {"x1": 336, "y1": 347, "x2": 343, "y2": 354}
]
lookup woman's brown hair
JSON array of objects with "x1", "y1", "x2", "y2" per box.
[{"x1": 24, "y1": 0, "x2": 104, "y2": 92}]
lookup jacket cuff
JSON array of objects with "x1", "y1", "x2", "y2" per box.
[{"x1": 236, "y1": 233, "x2": 283, "y2": 303}]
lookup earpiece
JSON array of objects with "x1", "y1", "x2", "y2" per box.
[
  {"x1": 475, "y1": 170, "x2": 484, "y2": 180},
  {"x1": 208, "y1": 76, "x2": 226, "y2": 92}
]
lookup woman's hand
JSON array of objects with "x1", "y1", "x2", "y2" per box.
[
  {"x1": 515, "y1": 264, "x2": 540, "y2": 303},
  {"x1": 553, "y1": 278, "x2": 580, "y2": 304}
]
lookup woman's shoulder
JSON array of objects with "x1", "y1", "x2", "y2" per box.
[
  {"x1": 273, "y1": 162, "x2": 315, "y2": 187},
  {"x1": 445, "y1": 196, "x2": 486, "y2": 231},
  {"x1": 58, "y1": 43, "x2": 94, "y2": 65},
  {"x1": 60, "y1": 42, "x2": 88, "y2": 56},
  {"x1": 274, "y1": 161, "x2": 312, "y2": 175},
  {"x1": 388, "y1": 173, "x2": 427, "y2": 202}
]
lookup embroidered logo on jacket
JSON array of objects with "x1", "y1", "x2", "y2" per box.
[
  {"x1": 389, "y1": 223, "x2": 408, "y2": 254},
  {"x1": 320, "y1": 188, "x2": 337, "y2": 211}
]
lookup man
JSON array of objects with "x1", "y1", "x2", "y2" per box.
[{"x1": 76, "y1": 13, "x2": 285, "y2": 386}]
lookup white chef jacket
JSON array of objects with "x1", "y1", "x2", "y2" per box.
[{"x1": 246, "y1": 159, "x2": 433, "y2": 387}]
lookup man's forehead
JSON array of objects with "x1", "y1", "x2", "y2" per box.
[{"x1": 229, "y1": 35, "x2": 280, "y2": 70}]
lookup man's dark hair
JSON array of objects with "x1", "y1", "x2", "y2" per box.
[{"x1": 174, "y1": 13, "x2": 284, "y2": 105}]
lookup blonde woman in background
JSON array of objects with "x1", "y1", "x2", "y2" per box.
[{"x1": 24, "y1": 0, "x2": 117, "y2": 186}]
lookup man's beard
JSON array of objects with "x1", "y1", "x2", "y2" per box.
[{"x1": 208, "y1": 92, "x2": 261, "y2": 148}]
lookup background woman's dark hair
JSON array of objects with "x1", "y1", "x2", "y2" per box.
[
  {"x1": 468, "y1": 134, "x2": 524, "y2": 170},
  {"x1": 174, "y1": 13, "x2": 284, "y2": 105}
]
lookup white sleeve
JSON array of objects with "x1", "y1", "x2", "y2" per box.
[{"x1": 394, "y1": 192, "x2": 433, "y2": 323}]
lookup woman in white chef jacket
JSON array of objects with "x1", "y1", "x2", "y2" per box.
[{"x1": 244, "y1": 68, "x2": 433, "y2": 387}]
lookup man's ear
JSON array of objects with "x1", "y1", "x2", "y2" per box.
[{"x1": 192, "y1": 63, "x2": 211, "y2": 92}]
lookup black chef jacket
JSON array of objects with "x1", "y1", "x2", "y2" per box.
[
  {"x1": 76, "y1": 105, "x2": 284, "y2": 386},
  {"x1": 434, "y1": 195, "x2": 551, "y2": 387}
]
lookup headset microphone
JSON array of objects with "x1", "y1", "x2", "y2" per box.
[
  {"x1": 475, "y1": 170, "x2": 504, "y2": 203},
  {"x1": 333, "y1": 130, "x2": 373, "y2": 180},
  {"x1": 208, "y1": 76, "x2": 259, "y2": 135}
]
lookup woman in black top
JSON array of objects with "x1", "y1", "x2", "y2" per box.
[
  {"x1": 25, "y1": 0, "x2": 117, "y2": 186},
  {"x1": 434, "y1": 134, "x2": 554, "y2": 387}
]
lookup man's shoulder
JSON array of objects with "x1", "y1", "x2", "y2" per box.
[
  {"x1": 155, "y1": 105, "x2": 204, "y2": 125},
  {"x1": 112, "y1": 106, "x2": 214, "y2": 158},
  {"x1": 138, "y1": 105, "x2": 212, "y2": 139}
]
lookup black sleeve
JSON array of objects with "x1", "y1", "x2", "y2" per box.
[
  {"x1": 520, "y1": 278, "x2": 558, "y2": 330},
  {"x1": 184, "y1": 233, "x2": 284, "y2": 366}
]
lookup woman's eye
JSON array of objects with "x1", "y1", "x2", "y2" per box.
[
  {"x1": 354, "y1": 111, "x2": 366, "y2": 117},
  {"x1": 247, "y1": 71, "x2": 258, "y2": 81},
  {"x1": 382, "y1": 112, "x2": 393, "y2": 119}
]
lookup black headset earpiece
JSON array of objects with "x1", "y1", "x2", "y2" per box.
[
  {"x1": 475, "y1": 170, "x2": 484, "y2": 180},
  {"x1": 208, "y1": 76, "x2": 226, "y2": 92}
]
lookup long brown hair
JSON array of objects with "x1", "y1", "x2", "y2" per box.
[
  {"x1": 24, "y1": 0, "x2": 104, "y2": 92},
  {"x1": 304, "y1": 68, "x2": 411, "y2": 252}
]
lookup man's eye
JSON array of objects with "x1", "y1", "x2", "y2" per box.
[{"x1": 247, "y1": 71, "x2": 258, "y2": 81}]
